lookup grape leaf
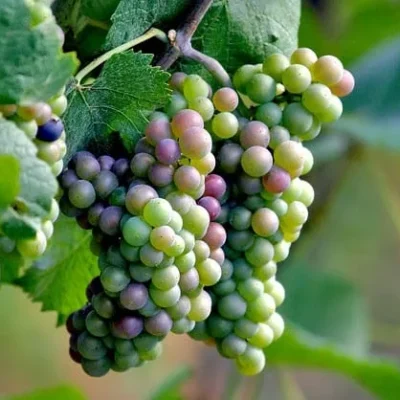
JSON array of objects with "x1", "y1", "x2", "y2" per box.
[
  {"x1": 0, "y1": 248, "x2": 26, "y2": 284},
  {"x1": 0, "y1": 154, "x2": 20, "y2": 208},
  {"x1": 106, "y1": 0, "x2": 300, "y2": 72},
  {"x1": 268, "y1": 326, "x2": 400, "y2": 400},
  {"x1": 0, "y1": 119, "x2": 58, "y2": 217},
  {"x1": 5, "y1": 385, "x2": 87, "y2": 400},
  {"x1": 17, "y1": 215, "x2": 99, "y2": 316},
  {"x1": 0, "y1": 0, "x2": 79, "y2": 104},
  {"x1": 81, "y1": 0, "x2": 121, "y2": 21},
  {"x1": 64, "y1": 52, "x2": 170, "y2": 159},
  {"x1": 0, "y1": 208, "x2": 40, "y2": 240},
  {"x1": 105, "y1": 0, "x2": 191, "y2": 50}
]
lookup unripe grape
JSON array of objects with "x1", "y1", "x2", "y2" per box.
[
  {"x1": 329, "y1": 69, "x2": 355, "y2": 97},
  {"x1": 220, "y1": 334, "x2": 247, "y2": 358},
  {"x1": 16, "y1": 230, "x2": 47, "y2": 258},
  {"x1": 233, "y1": 64, "x2": 260, "y2": 93},
  {"x1": 245, "y1": 237, "x2": 274, "y2": 266},
  {"x1": 193, "y1": 240, "x2": 210, "y2": 262},
  {"x1": 164, "y1": 92, "x2": 187, "y2": 117},
  {"x1": 191, "y1": 153, "x2": 216, "y2": 175},
  {"x1": 174, "y1": 165, "x2": 202, "y2": 193},
  {"x1": 135, "y1": 137, "x2": 155, "y2": 155},
  {"x1": 267, "y1": 280, "x2": 285, "y2": 306},
  {"x1": 312, "y1": 55, "x2": 344, "y2": 86},
  {"x1": 302, "y1": 83, "x2": 333, "y2": 114},
  {"x1": 183, "y1": 75, "x2": 209, "y2": 101},
  {"x1": 316, "y1": 95, "x2": 343, "y2": 123},
  {"x1": 212, "y1": 112, "x2": 239, "y2": 139},
  {"x1": 290, "y1": 48, "x2": 318, "y2": 68},
  {"x1": 299, "y1": 116, "x2": 321, "y2": 141},
  {"x1": 262, "y1": 53, "x2": 290, "y2": 81},
  {"x1": 218, "y1": 293, "x2": 247, "y2": 320},
  {"x1": 16, "y1": 118, "x2": 38, "y2": 139},
  {"x1": 301, "y1": 147, "x2": 314, "y2": 175},
  {"x1": 251, "y1": 208, "x2": 279, "y2": 237},
  {"x1": 68, "y1": 180, "x2": 96, "y2": 209},
  {"x1": 247, "y1": 323, "x2": 274, "y2": 348},
  {"x1": 143, "y1": 198, "x2": 172, "y2": 227},
  {"x1": 35, "y1": 139, "x2": 65, "y2": 164},
  {"x1": 150, "y1": 284, "x2": 181, "y2": 308},
  {"x1": 237, "y1": 278, "x2": 264, "y2": 302},
  {"x1": 196, "y1": 258, "x2": 222, "y2": 286},
  {"x1": 282, "y1": 102, "x2": 313, "y2": 136},
  {"x1": 182, "y1": 204, "x2": 210, "y2": 239},
  {"x1": 218, "y1": 143, "x2": 243, "y2": 174},
  {"x1": 169, "y1": 72, "x2": 187, "y2": 92},
  {"x1": 180, "y1": 127, "x2": 212, "y2": 160},
  {"x1": 267, "y1": 312, "x2": 285, "y2": 340},
  {"x1": 255, "y1": 102, "x2": 283, "y2": 127},
  {"x1": 298, "y1": 180, "x2": 314, "y2": 207},
  {"x1": 273, "y1": 240, "x2": 291, "y2": 262},
  {"x1": 188, "y1": 290, "x2": 212, "y2": 321},
  {"x1": 75, "y1": 154, "x2": 100, "y2": 181},
  {"x1": 282, "y1": 200, "x2": 309, "y2": 225},
  {"x1": 246, "y1": 74, "x2": 276, "y2": 104},
  {"x1": 92, "y1": 171, "x2": 119, "y2": 200},
  {"x1": 189, "y1": 96, "x2": 214, "y2": 121},
  {"x1": 171, "y1": 109, "x2": 204, "y2": 138},
  {"x1": 246, "y1": 293, "x2": 275, "y2": 322},
  {"x1": 49, "y1": 95, "x2": 68, "y2": 116},
  {"x1": 145, "y1": 118, "x2": 172, "y2": 146},
  {"x1": 210, "y1": 247, "x2": 225, "y2": 265},
  {"x1": 274, "y1": 141, "x2": 305, "y2": 174},
  {"x1": 241, "y1": 146, "x2": 273, "y2": 177},
  {"x1": 213, "y1": 87, "x2": 239, "y2": 112},
  {"x1": 240, "y1": 121, "x2": 270, "y2": 149},
  {"x1": 282, "y1": 64, "x2": 312, "y2": 93}
]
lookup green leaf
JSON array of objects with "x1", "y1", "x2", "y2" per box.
[
  {"x1": 17, "y1": 215, "x2": 99, "y2": 316},
  {"x1": 268, "y1": 326, "x2": 400, "y2": 400},
  {"x1": 0, "y1": 248, "x2": 26, "y2": 283},
  {"x1": 279, "y1": 266, "x2": 369, "y2": 355},
  {"x1": 5, "y1": 385, "x2": 87, "y2": 400},
  {"x1": 149, "y1": 366, "x2": 192, "y2": 400},
  {"x1": 105, "y1": 0, "x2": 191, "y2": 50},
  {"x1": 64, "y1": 52, "x2": 170, "y2": 159},
  {"x1": 81, "y1": 0, "x2": 121, "y2": 21},
  {"x1": 0, "y1": 118, "x2": 58, "y2": 217},
  {"x1": 0, "y1": 0, "x2": 78, "y2": 104},
  {"x1": 0, "y1": 155, "x2": 20, "y2": 208},
  {"x1": 0, "y1": 208, "x2": 40, "y2": 240}
]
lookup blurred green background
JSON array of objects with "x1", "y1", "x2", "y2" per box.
[{"x1": 2, "y1": 0, "x2": 400, "y2": 398}]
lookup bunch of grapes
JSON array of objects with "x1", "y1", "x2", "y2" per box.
[
  {"x1": 63, "y1": 47, "x2": 354, "y2": 377},
  {"x1": 0, "y1": 1, "x2": 67, "y2": 261}
]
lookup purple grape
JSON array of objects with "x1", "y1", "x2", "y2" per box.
[
  {"x1": 148, "y1": 163, "x2": 174, "y2": 187},
  {"x1": 75, "y1": 155, "x2": 101, "y2": 181},
  {"x1": 130, "y1": 153, "x2": 155, "y2": 177},
  {"x1": 240, "y1": 121, "x2": 270, "y2": 149},
  {"x1": 60, "y1": 169, "x2": 79, "y2": 189},
  {"x1": 202, "y1": 222, "x2": 227, "y2": 249},
  {"x1": 144, "y1": 311, "x2": 173, "y2": 336},
  {"x1": 111, "y1": 315, "x2": 144, "y2": 339},
  {"x1": 120, "y1": 283, "x2": 149, "y2": 310},
  {"x1": 92, "y1": 171, "x2": 119, "y2": 199},
  {"x1": 218, "y1": 143, "x2": 243, "y2": 174},
  {"x1": 69, "y1": 348, "x2": 82, "y2": 364},
  {"x1": 198, "y1": 196, "x2": 221, "y2": 221},
  {"x1": 69, "y1": 151, "x2": 93, "y2": 168},
  {"x1": 99, "y1": 206, "x2": 123, "y2": 236},
  {"x1": 76, "y1": 214, "x2": 92, "y2": 230},
  {"x1": 98, "y1": 155, "x2": 115, "y2": 171},
  {"x1": 37, "y1": 119, "x2": 64, "y2": 142},
  {"x1": 145, "y1": 119, "x2": 173, "y2": 145},
  {"x1": 112, "y1": 158, "x2": 129, "y2": 178},
  {"x1": 210, "y1": 247, "x2": 225, "y2": 265},
  {"x1": 60, "y1": 195, "x2": 84, "y2": 217},
  {"x1": 155, "y1": 139, "x2": 181, "y2": 165},
  {"x1": 68, "y1": 180, "x2": 96, "y2": 209},
  {"x1": 88, "y1": 203, "x2": 105, "y2": 226},
  {"x1": 238, "y1": 174, "x2": 262, "y2": 195},
  {"x1": 204, "y1": 174, "x2": 227, "y2": 200},
  {"x1": 135, "y1": 138, "x2": 155, "y2": 155},
  {"x1": 125, "y1": 184, "x2": 158, "y2": 215},
  {"x1": 262, "y1": 166, "x2": 291, "y2": 193}
]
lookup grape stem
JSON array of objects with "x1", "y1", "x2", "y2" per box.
[
  {"x1": 75, "y1": 28, "x2": 168, "y2": 85},
  {"x1": 156, "y1": 0, "x2": 232, "y2": 87}
]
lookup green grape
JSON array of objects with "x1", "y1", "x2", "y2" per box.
[
  {"x1": 247, "y1": 323, "x2": 274, "y2": 348},
  {"x1": 152, "y1": 265, "x2": 180, "y2": 290},
  {"x1": 262, "y1": 53, "x2": 290, "y2": 81},
  {"x1": 269, "y1": 125, "x2": 290, "y2": 150},
  {"x1": 114, "y1": 339, "x2": 135, "y2": 355},
  {"x1": 81, "y1": 358, "x2": 111, "y2": 377},
  {"x1": 49, "y1": 95, "x2": 68, "y2": 116},
  {"x1": 252, "y1": 261, "x2": 277, "y2": 281},
  {"x1": 237, "y1": 278, "x2": 264, "y2": 302},
  {"x1": 281, "y1": 178, "x2": 303, "y2": 203},
  {"x1": 267, "y1": 280, "x2": 285, "y2": 307},
  {"x1": 188, "y1": 290, "x2": 212, "y2": 321},
  {"x1": 139, "y1": 243, "x2": 164, "y2": 267},
  {"x1": 218, "y1": 293, "x2": 247, "y2": 320},
  {"x1": 16, "y1": 230, "x2": 47, "y2": 258},
  {"x1": 241, "y1": 146, "x2": 273, "y2": 177},
  {"x1": 120, "y1": 241, "x2": 140, "y2": 262},
  {"x1": 311, "y1": 55, "x2": 344, "y2": 86},
  {"x1": 267, "y1": 312, "x2": 285, "y2": 341},
  {"x1": 92, "y1": 293, "x2": 116, "y2": 319},
  {"x1": 245, "y1": 293, "x2": 275, "y2": 322},
  {"x1": 122, "y1": 217, "x2": 152, "y2": 247},
  {"x1": 196, "y1": 258, "x2": 222, "y2": 286},
  {"x1": 164, "y1": 235, "x2": 186, "y2": 257},
  {"x1": 28, "y1": 1, "x2": 53, "y2": 26},
  {"x1": 220, "y1": 334, "x2": 247, "y2": 358},
  {"x1": 191, "y1": 153, "x2": 216, "y2": 175},
  {"x1": 231, "y1": 258, "x2": 253, "y2": 281},
  {"x1": 172, "y1": 318, "x2": 196, "y2": 334},
  {"x1": 283, "y1": 230, "x2": 300, "y2": 243},
  {"x1": 212, "y1": 87, "x2": 239, "y2": 112},
  {"x1": 299, "y1": 116, "x2": 321, "y2": 141},
  {"x1": 143, "y1": 198, "x2": 172, "y2": 227},
  {"x1": 150, "y1": 225, "x2": 175, "y2": 251},
  {"x1": 77, "y1": 332, "x2": 107, "y2": 360},
  {"x1": 302, "y1": 83, "x2": 333, "y2": 114},
  {"x1": 245, "y1": 237, "x2": 274, "y2": 266},
  {"x1": 316, "y1": 95, "x2": 343, "y2": 123},
  {"x1": 236, "y1": 345, "x2": 266, "y2": 375},
  {"x1": 251, "y1": 208, "x2": 279, "y2": 237},
  {"x1": 266, "y1": 198, "x2": 288, "y2": 217},
  {"x1": 282, "y1": 64, "x2": 312, "y2": 94},
  {"x1": 233, "y1": 64, "x2": 260, "y2": 93},
  {"x1": 175, "y1": 251, "x2": 196, "y2": 273},
  {"x1": 180, "y1": 127, "x2": 212, "y2": 160},
  {"x1": 212, "y1": 279, "x2": 236, "y2": 297},
  {"x1": 193, "y1": 240, "x2": 210, "y2": 261},
  {"x1": 167, "y1": 296, "x2": 191, "y2": 320},
  {"x1": 16, "y1": 118, "x2": 38, "y2": 139},
  {"x1": 150, "y1": 284, "x2": 181, "y2": 308},
  {"x1": 212, "y1": 112, "x2": 239, "y2": 139},
  {"x1": 164, "y1": 92, "x2": 188, "y2": 117},
  {"x1": 101, "y1": 267, "x2": 130, "y2": 293},
  {"x1": 189, "y1": 96, "x2": 215, "y2": 121},
  {"x1": 129, "y1": 263, "x2": 153, "y2": 283},
  {"x1": 290, "y1": 48, "x2": 318, "y2": 68},
  {"x1": 114, "y1": 351, "x2": 141, "y2": 369},
  {"x1": 246, "y1": 74, "x2": 276, "y2": 104},
  {"x1": 182, "y1": 205, "x2": 210, "y2": 239},
  {"x1": 282, "y1": 103, "x2": 313, "y2": 136},
  {"x1": 281, "y1": 201, "x2": 308, "y2": 225},
  {"x1": 298, "y1": 180, "x2": 314, "y2": 207},
  {"x1": 207, "y1": 315, "x2": 234, "y2": 338},
  {"x1": 274, "y1": 140, "x2": 305, "y2": 174},
  {"x1": 169, "y1": 211, "x2": 184, "y2": 233},
  {"x1": 273, "y1": 240, "x2": 291, "y2": 262},
  {"x1": 301, "y1": 147, "x2": 314, "y2": 175},
  {"x1": 183, "y1": 75, "x2": 209, "y2": 101},
  {"x1": 255, "y1": 102, "x2": 282, "y2": 127},
  {"x1": 234, "y1": 318, "x2": 259, "y2": 339},
  {"x1": 227, "y1": 230, "x2": 255, "y2": 252},
  {"x1": 179, "y1": 229, "x2": 196, "y2": 253},
  {"x1": 86, "y1": 310, "x2": 109, "y2": 337},
  {"x1": 229, "y1": 206, "x2": 252, "y2": 231}
]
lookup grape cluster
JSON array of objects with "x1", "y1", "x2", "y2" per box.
[
  {"x1": 0, "y1": 1, "x2": 67, "y2": 261},
  {"x1": 64, "y1": 47, "x2": 354, "y2": 376}
]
